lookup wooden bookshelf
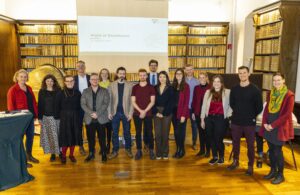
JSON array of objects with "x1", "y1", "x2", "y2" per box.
[
  {"x1": 252, "y1": 1, "x2": 300, "y2": 97},
  {"x1": 17, "y1": 22, "x2": 78, "y2": 73},
  {"x1": 168, "y1": 22, "x2": 229, "y2": 77}
]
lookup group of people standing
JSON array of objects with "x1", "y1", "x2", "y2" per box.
[{"x1": 7, "y1": 60, "x2": 295, "y2": 185}]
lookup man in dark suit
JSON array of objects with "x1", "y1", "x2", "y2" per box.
[
  {"x1": 147, "y1": 59, "x2": 159, "y2": 86},
  {"x1": 144, "y1": 59, "x2": 158, "y2": 153},
  {"x1": 74, "y1": 60, "x2": 91, "y2": 155}
]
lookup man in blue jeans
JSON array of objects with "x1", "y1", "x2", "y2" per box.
[
  {"x1": 185, "y1": 64, "x2": 200, "y2": 150},
  {"x1": 107, "y1": 67, "x2": 134, "y2": 159}
]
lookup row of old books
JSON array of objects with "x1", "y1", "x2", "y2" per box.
[
  {"x1": 169, "y1": 69, "x2": 224, "y2": 80},
  {"x1": 188, "y1": 45, "x2": 226, "y2": 56},
  {"x1": 256, "y1": 22, "x2": 282, "y2": 39},
  {"x1": 168, "y1": 26, "x2": 227, "y2": 35},
  {"x1": 169, "y1": 36, "x2": 186, "y2": 44},
  {"x1": 168, "y1": 58, "x2": 186, "y2": 68},
  {"x1": 18, "y1": 25, "x2": 61, "y2": 34},
  {"x1": 169, "y1": 36, "x2": 227, "y2": 45},
  {"x1": 64, "y1": 35, "x2": 78, "y2": 44},
  {"x1": 21, "y1": 57, "x2": 78, "y2": 69},
  {"x1": 21, "y1": 46, "x2": 63, "y2": 56},
  {"x1": 254, "y1": 55, "x2": 279, "y2": 72},
  {"x1": 64, "y1": 57, "x2": 79, "y2": 68},
  {"x1": 21, "y1": 57, "x2": 64, "y2": 69},
  {"x1": 256, "y1": 39, "x2": 280, "y2": 54},
  {"x1": 188, "y1": 26, "x2": 227, "y2": 35},
  {"x1": 168, "y1": 57, "x2": 226, "y2": 68},
  {"x1": 187, "y1": 57, "x2": 225, "y2": 68},
  {"x1": 20, "y1": 45, "x2": 78, "y2": 56},
  {"x1": 187, "y1": 36, "x2": 227, "y2": 44},
  {"x1": 19, "y1": 24, "x2": 77, "y2": 34},
  {"x1": 258, "y1": 9, "x2": 281, "y2": 25},
  {"x1": 20, "y1": 35, "x2": 78, "y2": 44},
  {"x1": 168, "y1": 26, "x2": 188, "y2": 35},
  {"x1": 110, "y1": 73, "x2": 140, "y2": 82},
  {"x1": 20, "y1": 35, "x2": 63, "y2": 44},
  {"x1": 64, "y1": 45, "x2": 78, "y2": 56},
  {"x1": 168, "y1": 46, "x2": 186, "y2": 56},
  {"x1": 63, "y1": 24, "x2": 77, "y2": 34},
  {"x1": 262, "y1": 74, "x2": 273, "y2": 90}
]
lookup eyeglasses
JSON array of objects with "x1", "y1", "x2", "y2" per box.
[{"x1": 65, "y1": 80, "x2": 74, "y2": 83}]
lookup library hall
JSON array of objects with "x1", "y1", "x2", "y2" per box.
[{"x1": 2, "y1": 0, "x2": 300, "y2": 194}]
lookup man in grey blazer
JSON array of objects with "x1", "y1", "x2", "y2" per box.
[
  {"x1": 81, "y1": 73, "x2": 110, "y2": 163},
  {"x1": 107, "y1": 67, "x2": 134, "y2": 159}
]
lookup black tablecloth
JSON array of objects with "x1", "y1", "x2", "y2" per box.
[{"x1": 0, "y1": 112, "x2": 34, "y2": 191}]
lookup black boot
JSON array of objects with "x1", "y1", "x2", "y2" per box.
[
  {"x1": 106, "y1": 143, "x2": 111, "y2": 154},
  {"x1": 196, "y1": 150, "x2": 205, "y2": 157},
  {"x1": 271, "y1": 172, "x2": 284, "y2": 184},
  {"x1": 50, "y1": 154, "x2": 56, "y2": 162},
  {"x1": 172, "y1": 147, "x2": 180, "y2": 158},
  {"x1": 135, "y1": 150, "x2": 143, "y2": 160},
  {"x1": 178, "y1": 147, "x2": 185, "y2": 159},
  {"x1": 27, "y1": 152, "x2": 39, "y2": 163},
  {"x1": 263, "y1": 169, "x2": 277, "y2": 180},
  {"x1": 227, "y1": 159, "x2": 239, "y2": 171},
  {"x1": 85, "y1": 152, "x2": 95, "y2": 162},
  {"x1": 245, "y1": 166, "x2": 254, "y2": 176},
  {"x1": 102, "y1": 152, "x2": 107, "y2": 163}
]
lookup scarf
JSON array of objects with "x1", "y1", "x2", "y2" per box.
[{"x1": 268, "y1": 85, "x2": 288, "y2": 113}]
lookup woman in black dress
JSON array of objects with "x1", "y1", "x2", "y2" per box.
[
  {"x1": 55, "y1": 75, "x2": 81, "y2": 164},
  {"x1": 38, "y1": 74, "x2": 61, "y2": 162}
]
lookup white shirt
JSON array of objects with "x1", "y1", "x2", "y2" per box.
[{"x1": 78, "y1": 75, "x2": 88, "y2": 93}]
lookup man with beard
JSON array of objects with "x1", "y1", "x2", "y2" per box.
[{"x1": 108, "y1": 67, "x2": 134, "y2": 159}]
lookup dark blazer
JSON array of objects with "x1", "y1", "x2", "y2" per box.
[
  {"x1": 74, "y1": 74, "x2": 91, "y2": 92},
  {"x1": 147, "y1": 72, "x2": 158, "y2": 86},
  {"x1": 81, "y1": 86, "x2": 110, "y2": 125},
  {"x1": 152, "y1": 85, "x2": 175, "y2": 116}
]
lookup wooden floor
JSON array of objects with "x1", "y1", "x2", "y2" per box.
[{"x1": 4, "y1": 125, "x2": 300, "y2": 195}]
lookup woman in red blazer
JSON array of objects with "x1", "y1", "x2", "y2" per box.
[
  {"x1": 259, "y1": 72, "x2": 294, "y2": 185},
  {"x1": 172, "y1": 68, "x2": 190, "y2": 159},
  {"x1": 7, "y1": 69, "x2": 39, "y2": 167},
  {"x1": 191, "y1": 72, "x2": 211, "y2": 157}
]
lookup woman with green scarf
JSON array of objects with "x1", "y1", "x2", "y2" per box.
[{"x1": 259, "y1": 72, "x2": 295, "y2": 185}]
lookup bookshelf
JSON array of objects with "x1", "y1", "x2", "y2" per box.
[
  {"x1": 252, "y1": 1, "x2": 300, "y2": 100},
  {"x1": 17, "y1": 22, "x2": 78, "y2": 75},
  {"x1": 168, "y1": 22, "x2": 229, "y2": 77}
]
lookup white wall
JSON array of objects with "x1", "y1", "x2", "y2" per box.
[
  {"x1": 169, "y1": 0, "x2": 233, "y2": 22},
  {"x1": 0, "y1": 0, "x2": 5, "y2": 15},
  {"x1": 4, "y1": 0, "x2": 76, "y2": 20}
]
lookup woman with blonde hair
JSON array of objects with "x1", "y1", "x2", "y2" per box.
[
  {"x1": 192, "y1": 72, "x2": 211, "y2": 157},
  {"x1": 7, "y1": 69, "x2": 39, "y2": 167},
  {"x1": 99, "y1": 68, "x2": 113, "y2": 154}
]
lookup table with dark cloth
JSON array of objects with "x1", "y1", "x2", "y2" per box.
[{"x1": 0, "y1": 112, "x2": 34, "y2": 191}]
